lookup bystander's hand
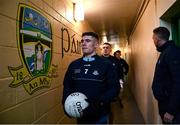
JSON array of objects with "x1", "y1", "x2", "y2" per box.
[{"x1": 163, "y1": 112, "x2": 174, "y2": 123}]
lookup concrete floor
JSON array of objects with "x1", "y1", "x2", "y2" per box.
[{"x1": 111, "y1": 84, "x2": 145, "y2": 124}]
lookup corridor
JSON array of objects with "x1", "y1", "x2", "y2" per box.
[
  {"x1": 111, "y1": 84, "x2": 145, "y2": 124},
  {"x1": 0, "y1": 0, "x2": 179, "y2": 124}
]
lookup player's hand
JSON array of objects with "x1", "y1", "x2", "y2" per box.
[
  {"x1": 119, "y1": 79, "x2": 124, "y2": 88},
  {"x1": 119, "y1": 79, "x2": 124, "y2": 84},
  {"x1": 83, "y1": 99, "x2": 104, "y2": 116}
]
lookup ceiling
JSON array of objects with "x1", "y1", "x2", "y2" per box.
[{"x1": 83, "y1": 0, "x2": 145, "y2": 43}]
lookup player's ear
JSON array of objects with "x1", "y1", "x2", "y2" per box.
[{"x1": 94, "y1": 40, "x2": 99, "y2": 48}]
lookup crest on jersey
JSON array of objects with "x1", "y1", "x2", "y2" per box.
[{"x1": 92, "y1": 70, "x2": 99, "y2": 76}]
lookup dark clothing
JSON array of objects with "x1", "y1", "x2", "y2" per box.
[
  {"x1": 119, "y1": 58, "x2": 129, "y2": 77},
  {"x1": 152, "y1": 41, "x2": 180, "y2": 123},
  {"x1": 102, "y1": 55, "x2": 124, "y2": 123},
  {"x1": 62, "y1": 55, "x2": 120, "y2": 123},
  {"x1": 102, "y1": 55, "x2": 123, "y2": 80}
]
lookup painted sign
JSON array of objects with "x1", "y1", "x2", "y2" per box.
[
  {"x1": 61, "y1": 28, "x2": 81, "y2": 58},
  {"x1": 8, "y1": 4, "x2": 58, "y2": 95}
]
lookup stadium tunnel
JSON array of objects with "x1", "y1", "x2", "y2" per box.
[{"x1": 0, "y1": 0, "x2": 180, "y2": 124}]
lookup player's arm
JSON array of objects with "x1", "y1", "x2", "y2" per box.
[{"x1": 62, "y1": 63, "x2": 74, "y2": 105}]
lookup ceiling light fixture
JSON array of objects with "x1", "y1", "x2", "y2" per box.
[{"x1": 73, "y1": 0, "x2": 84, "y2": 22}]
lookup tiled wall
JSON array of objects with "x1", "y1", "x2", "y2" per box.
[{"x1": 0, "y1": 0, "x2": 92, "y2": 123}]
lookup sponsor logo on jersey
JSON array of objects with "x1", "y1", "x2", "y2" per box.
[{"x1": 84, "y1": 64, "x2": 91, "y2": 67}]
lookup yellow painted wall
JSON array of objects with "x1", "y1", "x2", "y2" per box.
[
  {"x1": 0, "y1": 0, "x2": 93, "y2": 123},
  {"x1": 129, "y1": 0, "x2": 176, "y2": 123}
]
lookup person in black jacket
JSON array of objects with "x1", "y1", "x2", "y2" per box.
[
  {"x1": 152, "y1": 27, "x2": 180, "y2": 124},
  {"x1": 101, "y1": 42, "x2": 123, "y2": 123},
  {"x1": 101, "y1": 42, "x2": 123, "y2": 98},
  {"x1": 62, "y1": 32, "x2": 120, "y2": 124},
  {"x1": 114, "y1": 50, "x2": 129, "y2": 84},
  {"x1": 101, "y1": 43, "x2": 124, "y2": 82}
]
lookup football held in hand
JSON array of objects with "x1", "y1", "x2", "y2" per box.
[{"x1": 64, "y1": 92, "x2": 89, "y2": 118}]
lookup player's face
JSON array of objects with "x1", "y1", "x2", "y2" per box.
[
  {"x1": 81, "y1": 35, "x2": 98, "y2": 56},
  {"x1": 101, "y1": 44, "x2": 111, "y2": 56},
  {"x1": 152, "y1": 33, "x2": 159, "y2": 47},
  {"x1": 115, "y1": 52, "x2": 120, "y2": 59}
]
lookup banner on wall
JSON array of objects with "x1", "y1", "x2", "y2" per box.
[{"x1": 8, "y1": 4, "x2": 58, "y2": 95}]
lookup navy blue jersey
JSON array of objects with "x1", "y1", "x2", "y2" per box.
[{"x1": 62, "y1": 55, "x2": 119, "y2": 105}]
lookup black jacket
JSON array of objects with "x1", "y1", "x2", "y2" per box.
[
  {"x1": 119, "y1": 58, "x2": 129, "y2": 76},
  {"x1": 152, "y1": 41, "x2": 180, "y2": 115},
  {"x1": 62, "y1": 55, "x2": 120, "y2": 120},
  {"x1": 102, "y1": 55, "x2": 124, "y2": 80}
]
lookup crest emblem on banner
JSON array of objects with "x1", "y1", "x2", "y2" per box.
[{"x1": 8, "y1": 4, "x2": 58, "y2": 95}]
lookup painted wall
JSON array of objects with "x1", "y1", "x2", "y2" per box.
[
  {"x1": 129, "y1": 0, "x2": 176, "y2": 123},
  {"x1": 0, "y1": 0, "x2": 93, "y2": 123}
]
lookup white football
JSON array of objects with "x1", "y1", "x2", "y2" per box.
[{"x1": 64, "y1": 92, "x2": 89, "y2": 118}]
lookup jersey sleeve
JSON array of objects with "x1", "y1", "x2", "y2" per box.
[{"x1": 62, "y1": 63, "x2": 74, "y2": 105}]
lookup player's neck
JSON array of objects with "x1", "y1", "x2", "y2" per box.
[
  {"x1": 103, "y1": 54, "x2": 110, "y2": 57},
  {"x1": 84, "y1": 51, "x2": 96, "y2": 58}
]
